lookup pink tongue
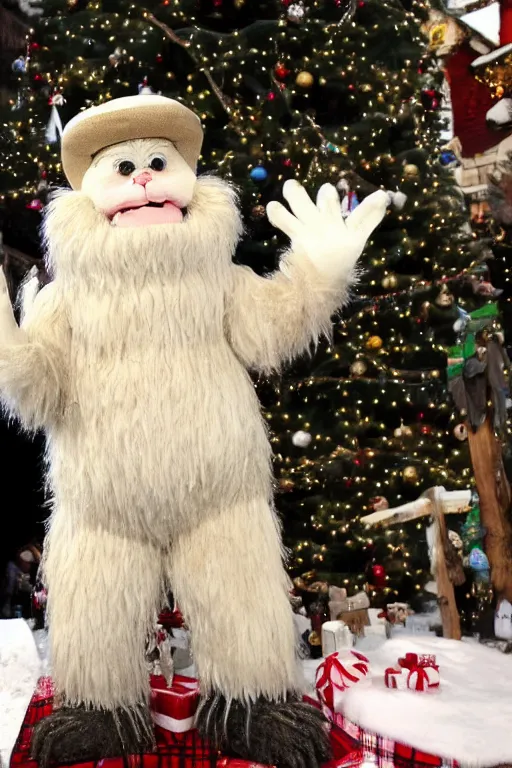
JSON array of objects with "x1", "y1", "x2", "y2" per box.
[{"x1": 113, "y1": 202, "x2": 183, "y2": 227}]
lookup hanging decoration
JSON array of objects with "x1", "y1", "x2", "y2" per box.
[
  {"x1": 338, "y1": 0, "x2": 358, "y2": 26},
  {"x1": 45, "y1": 92, "x2": 65, "y2": 144},
  {"x1": 287, "y1": 1, "x2": 306, "y2": 23},
  {"x1": 447, "y1": 304, "x2": 511, "y2": 431}
]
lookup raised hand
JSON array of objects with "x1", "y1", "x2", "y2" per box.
[{"x1": 267, "y1": 179, "x2": 388, "y2": 281}]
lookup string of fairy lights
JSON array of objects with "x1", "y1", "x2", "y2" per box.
[{"x1": 0, "y1": 0, "x2": 508, "y2": 609}]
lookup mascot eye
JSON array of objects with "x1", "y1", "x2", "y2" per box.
[
  {"x1": 117, "y1": 160, "x2": 136, "y2": 176},
  {"x1": 149, "y1": 155, "x2": 167, "y2": 172}
]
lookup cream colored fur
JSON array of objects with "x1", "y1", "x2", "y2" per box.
[{"x1": 0, "y1": 173, "x2": 385, "y2": 712}]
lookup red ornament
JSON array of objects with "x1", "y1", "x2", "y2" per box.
[
  {"x1": 371, "y1": 564, "x2": 386, "y2": 588},
  {"x1": 420, "y1": 425, "x2": 432, "y2": 435},
  {"x1": 40, "y1": 170, "x2": 47, "y2": 179},
  {"x1": 267, "y1": 91, "x2": 276, "y2": 101},
  {"x1": 33, "y1": 74, "x2": 43, "y2": 81},
  {"x1": 26, "y1": 199, "x2": 43, "y2": 211},
  {"x1": 29, "y1": 42, "x2": 40, "y2": 51},
  {"x1": 275, "y1": 63, "x2": 290, "y2": 80},
  {"x1": 348, "y1": 84, "x2": 355, "y2": 91},
  {"x1": 283, "y1": 158, "x2": 292, "y2": 167},
  {"x1": 156, "y1": 53, "x2": 163, "y2": 63}
]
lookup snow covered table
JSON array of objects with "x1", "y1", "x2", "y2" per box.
[
  {"x1": 303, "y1": 636, "x2": 512, "y2": 768},
  {"x1": 0, "y1": 621, "x2": 40, "y2": 768}
]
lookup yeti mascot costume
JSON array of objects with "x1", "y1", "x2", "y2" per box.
[{"x1": 0, "y1": 95, "x2": 386, "y2": 768}]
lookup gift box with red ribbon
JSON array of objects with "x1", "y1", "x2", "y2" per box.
[{"x1": 385, "y1": 653, "x2": 440, "y2": 693}]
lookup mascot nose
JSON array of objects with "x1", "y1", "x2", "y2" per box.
[{"x1": 132, "y1": 171, "x2": 152, "y2": 187}]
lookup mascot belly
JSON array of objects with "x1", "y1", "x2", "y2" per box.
[{"x1": 0, "y1": 94, "x2": 387, "y2": 768}]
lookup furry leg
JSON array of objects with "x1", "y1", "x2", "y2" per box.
[
  {"x1": 32, "y1": 516, "x2": 164, "y2": 765},
  {"x1": 168, "y1": 496, "x2": 299, "y2": 701},
  {"x1": 168, "y1": 498, "x2": 331, "y2": 766}
]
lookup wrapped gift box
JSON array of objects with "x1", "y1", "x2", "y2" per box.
[
  {"x1": 10, "y1": 678, "x2": 359, "y2": 768},
  {"x1": 150, "y1": 674, "x2": 200, "y2": 737}
]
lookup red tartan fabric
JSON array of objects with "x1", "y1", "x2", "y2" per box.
[
  {"x1": 9, "y1": 679, "x2": 359, "y2": 768},
  {"x1": 302, "y1": 695, "x2": 458, "y2": 768}
]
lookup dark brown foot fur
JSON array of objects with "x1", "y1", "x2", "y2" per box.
[
  {"x1": 196, "y1": 694, "x2": 332, "y2": 768},
  {"x1": 31, "y1": 704, "x2": 155, "y2": 768}
]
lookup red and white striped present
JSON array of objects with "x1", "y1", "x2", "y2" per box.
[
  {"x1": 150, "y1": 674, "x2": 200, "y2": 736},
  {"x1": 316, "y1": 651, "x2": 371, "y2": 711}
]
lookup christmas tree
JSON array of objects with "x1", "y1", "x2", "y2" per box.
[{"x1": 0, "y1": 0, "x2": 503, "y2": 609}]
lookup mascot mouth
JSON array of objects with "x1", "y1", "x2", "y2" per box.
[{"x1": 111, "y1": 201, "x2": 186, "y2": 228}]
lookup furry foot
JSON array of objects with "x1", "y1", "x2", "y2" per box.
[
  {"x1": 196, "y1": 695, "x2": 332, "y2": 768},
  {"x1": 31, "y1": 704, "x2": 155, "y2": 768}
]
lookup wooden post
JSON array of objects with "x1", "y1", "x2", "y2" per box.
[
  {"x1": 467, "y1": 416, "x2": 512, "y2": 602},
  {"x1": 361, "y1": 487, "x2": 470, "y2": 640},
  {"x1": 427, "y1": 488, "x2": 461, "y2": 640}
]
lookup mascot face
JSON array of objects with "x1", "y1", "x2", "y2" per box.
[{"x1": 81, "y1": 138, "x2": 197, "y2": 228}]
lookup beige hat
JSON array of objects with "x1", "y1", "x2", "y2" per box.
[{"x1": 61, "y1": 95, "x2": 204, "y2": 190}]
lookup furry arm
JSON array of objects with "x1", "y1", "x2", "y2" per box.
[
  {"x1": 226, "y1": 181, "x2": 388, "y2": 373},
  {"x1": 0, "y1": 269, "x2": 69, "y2": 430}
]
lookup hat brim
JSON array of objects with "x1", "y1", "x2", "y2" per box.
[{"x1": 61, "y1": 95, "x2": 204, "y2": 190}]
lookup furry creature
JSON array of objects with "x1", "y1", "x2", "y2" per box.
[{"x1": 0, "y1": 96, "x2": 387, "y2": 768}]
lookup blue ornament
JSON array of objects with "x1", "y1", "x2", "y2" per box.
[
  {"x1": 440, "y1": 150, "x2": 457, "y2": 166},
  {"x1": 250, "y1": 167, "x2": 268, "y2": 182},
  {"x1": 469, "y1": 547, "x2": 489, "y2": 572},
  {"x1": 12, "y1": 56, "x2": 27, "y2": 74}
]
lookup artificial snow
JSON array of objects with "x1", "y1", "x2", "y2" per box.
[
  {"x1": 0, "y1": 620, "x2": 41, "y2": 767},
  {"x1": 304, "y1": 636, "x2": 512, "y2": 767}
]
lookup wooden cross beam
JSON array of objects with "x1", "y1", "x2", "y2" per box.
[{"x1": 361, "y1": 487, "x2": 472, "y2": 640}]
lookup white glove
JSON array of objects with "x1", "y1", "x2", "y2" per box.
[
  {"x1": 0, "y1": 268, "x2": 24, "y2": 346},
  {"x1": 267, "y1": 179, "x2": 388, "y2": 282}
]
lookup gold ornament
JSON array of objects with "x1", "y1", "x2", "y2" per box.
[
  {"x1": 453, "y1": 423, "x2": 468, "y2": 441},
  {"x1": 308, "y1": 630, "x2": 322, "y2": 646},
  {"x1": 252, "y1": 204, "x2": 266, "y2": 219},
  {"x1": 403, "y1": 163, "x2": 420, "y2": 179},
  {"x1": 360, "y1": 83, "x2": 373, "y2": 92},
  {"x1": 435, "y1": 285, "x2": 454, "y2": 307},
  {"x1": 382, "y1": 274, "x2": 398, "y2": 290},
  {"x1": 350, "y1": 360, "x2": 367, "y2": 377},
  {"x1": 279, "y1": 478, "x2": 295, "y2": 492},
  {"x1": 394, "y1": 421, "x2": 413, "y2": 439},
  {"x1": 402, "y1": 466, "x2": 419, "y2": 483},
  {"x1": 366, "y1": 335, "x2": 383, "y2": 350},
  {"x1": 295, "y1": 71, "x2": 314, "y2": 88}
]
